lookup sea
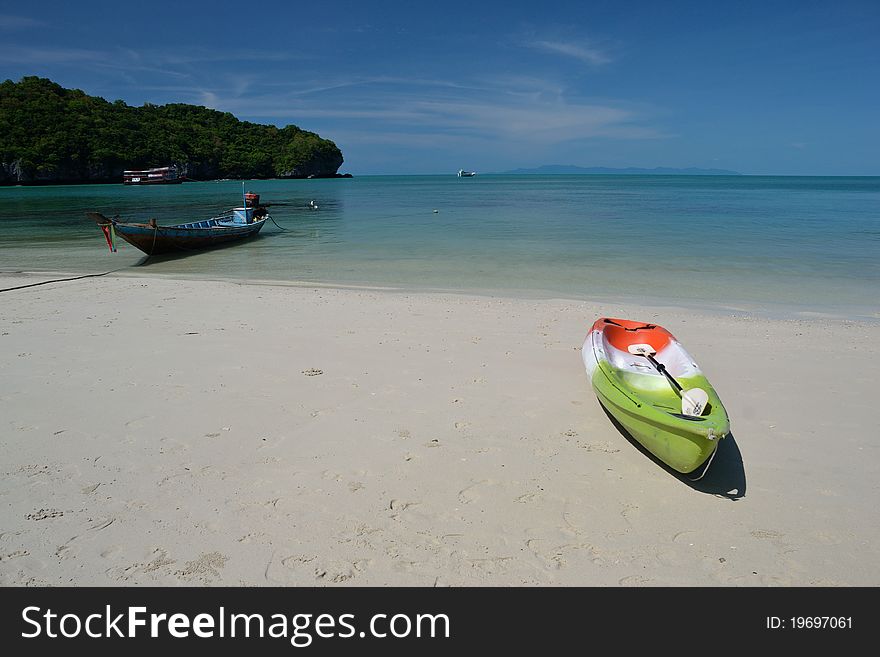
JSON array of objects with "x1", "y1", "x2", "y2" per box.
[{"x1": 1, "y1": 175, "x2": 878, "y2": 319}]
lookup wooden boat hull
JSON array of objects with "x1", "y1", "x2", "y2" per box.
[
  {"x1": 89, "y1": 209, "x2": 268, "y2": 256},
  {"x1": 111, "y1": 220, "x2": 265, "y2": 255},
  {"x1": 122, "y1": 178, "x2": 184, "y2": 185},
  {"x1": 582, "y1": 318, "x2": 730, "y2": 474}
]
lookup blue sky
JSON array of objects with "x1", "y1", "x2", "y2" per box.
[{"x1": 1, "y1": 1, "x2": 878, "y2": 175}]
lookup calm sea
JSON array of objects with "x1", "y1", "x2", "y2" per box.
[{"x1": 1, "y1": 175, "x2": 878, "y2": 318}]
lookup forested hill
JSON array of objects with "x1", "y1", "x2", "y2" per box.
[{"x1": 0, "y1": 77, "x2": 345, "y2": 185}]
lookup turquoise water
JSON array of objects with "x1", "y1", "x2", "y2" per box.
[{"x1": 1, "y1": 175, "x2": 878, "y2": 318}]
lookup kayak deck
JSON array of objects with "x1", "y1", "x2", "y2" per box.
[{"x1": 584, "y1": 318, "x2": 730, "y2": 474}]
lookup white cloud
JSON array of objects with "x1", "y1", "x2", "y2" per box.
[
  {"x1": 524, "y1": 39, "x2": 611, "y2": 66},
  {"x1": 195, "y1": 76, "x2": 664, "y2": 145}
]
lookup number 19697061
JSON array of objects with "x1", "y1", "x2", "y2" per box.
[{"x1": 766, "y1": 616, "x2": 852, "y2": 629}]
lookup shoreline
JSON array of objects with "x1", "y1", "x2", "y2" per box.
[
  {"x1": 0, "y1": 173, "x2": 355, "y2": 187},
  {"x1": 3, "y1": 269, "x2": 878, "y2": 324},
  {"x1": 1, "y1": 274, "x2": 878, "y2": 586}
]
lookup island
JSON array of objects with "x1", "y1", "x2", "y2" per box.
[{"x1": 0, "y1": 77, "x2": 346, "y2": 185}]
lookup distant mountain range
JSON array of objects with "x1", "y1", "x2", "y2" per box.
[{"x1": 498, "y1": 165, "x2": 742, "y2": 176}]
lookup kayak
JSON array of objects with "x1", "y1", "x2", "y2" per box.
[{"x1": 582, "y1": 317, "x2": 730, "y2": 475}]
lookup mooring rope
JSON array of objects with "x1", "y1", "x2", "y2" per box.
[
  {"x1": 0, "y1": 219, "x2": 155, "y2": 294},
  {"x1": 0, "y1": 268, "x2": 129, "y2": 293},
  {"x1": 268, "y1": 214, "x2": 289, "y2": 231}
]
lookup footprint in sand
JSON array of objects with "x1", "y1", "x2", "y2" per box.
[
  {"x1": 107, "y1": 548, "x2": 176, "y2": 582},
  {"x1": 389, "y1": 499, "x2": 421, "y2": 512},
  {"x1": 26, "y1": 508, "x2": 63, "y2": 521},
  {"x1": 313, "y1": 559, "x2": 370, "y2": 583},
  {"x1": 467, "y1": 556, "x2": 514, "y2": 575},
  {"x1": 457, "y1": 480, "x2": 493, "y2": 505},
  {"x1": 237, "y1": 532, "x2": 268, "y2": 544},
  {"x1": 526, "y1": 539, "x2": 598, "y2": 571},
  {"x1": 124, "y1": 416, "x2": 153, "y2": 430},
  {"x1": 175, "y1": 551, "x2": 228, "y2": 583},
  {"x1": 579, "y1": 441, "x2": 620, "y2": 453},
  {"x1": 55, "y1": 517, "x2": 117, "y2": 559},
  {"x1": 750, "y1": 529, "x2": 784, "y2": 540},
  {"x1": 620, "y1": 503, "x2": 639, "y2": 522},
  {"x1": 281, "y1": 555, "x2": 316, "y2": 570},
  {"x1": 514, "y1": 492, "x2": 540, "y2": 504},
  {"x1": 16, "y1": 464, "x2": 56, "y2": 477},
  {"x1": 100, "y1": 546, "x2": 122, "y2": 559},
  {"x1": 672, "y1": 530, "x2": 698, "y2": 543}
]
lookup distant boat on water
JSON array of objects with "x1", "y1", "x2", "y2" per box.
[
  {"x1": 458, "y1": 169, "x2": 476, "y2": 177},
  {"x1": 123, "y1": 165, "x2": 184, "y2": 185}
]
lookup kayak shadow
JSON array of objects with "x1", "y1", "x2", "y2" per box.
[
  {"x1": 683, "y1": 432, "x2": 746, "y2": 500},
  {"x1": 600, "y1": 406, "x2": 746, "y2": 500}
]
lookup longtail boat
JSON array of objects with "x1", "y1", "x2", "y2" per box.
[{"x1": 89, "y1": 192, "x2": 269, "y2": 256}]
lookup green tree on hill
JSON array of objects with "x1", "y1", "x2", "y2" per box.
[{"x1": 0, "y1": 77, "x2": 344, "y2": 184}]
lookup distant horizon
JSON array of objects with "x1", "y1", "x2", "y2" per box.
[
  {"x1": 1, "y1": 2, "x2": 877, "y2": 176},
  {"x1": 339, "y1": 171, "x2": 880, "y2": 178},
  {"x1": 493, "y1": 164, "x2": 742, "y2": 175}
]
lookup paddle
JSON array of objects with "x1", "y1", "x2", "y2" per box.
[{"x1": 627, "y1": 344, "x2": 709, "y2": 417}]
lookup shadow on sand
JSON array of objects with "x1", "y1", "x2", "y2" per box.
[{"x1": 601, "y1": 407, "x2": 746, "y2": 500}]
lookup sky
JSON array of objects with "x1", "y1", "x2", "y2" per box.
[{"x1": 1, "y1": 0, "x2": 878, "y2": 175}]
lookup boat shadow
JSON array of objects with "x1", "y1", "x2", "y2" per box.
[{"x1": 600, "y1": 407, "x2": 746, "y2": 500}]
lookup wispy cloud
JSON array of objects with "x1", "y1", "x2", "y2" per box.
[
  {"x1": 193, "y1": 76, "x2": 665, "y2": 144},
  {"x1": 0, "y1": 45, "x2": 103, "y2": 64},
  {"x1": 0, "y1": 14, "x2": 44, "y2": 30},
  {"x1": 145, "y1": 48, "x2": 300, "y2": 67},
  {"x1": 523, "y1": 38, "x2": 612, "y2": 66},
  {"x1": 0, "y1": 44, "x2": 296, "y2": 70}
]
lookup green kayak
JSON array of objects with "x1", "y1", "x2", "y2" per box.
[{"x1": 582, "y1": 317, "x2": 730, "y2": 475}]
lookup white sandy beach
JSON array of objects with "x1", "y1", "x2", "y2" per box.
[{"x1": 1, "y1": 273, "x2": 878, "y2": 586}]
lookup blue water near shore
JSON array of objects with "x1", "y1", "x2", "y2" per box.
[{"x1": 1, "y1": 175, "x2": 878, "y2": 318}]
